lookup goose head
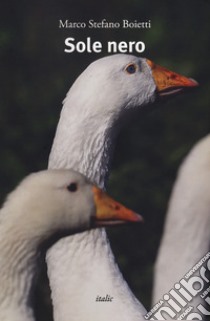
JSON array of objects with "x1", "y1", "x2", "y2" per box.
[
  {"x1": 50, "y1": 54, "x2": 198, "y2": 187},
  {"x1": 3, "y1": 169, "x2": 142, "y2": 240},
  {"x1": 50, "y1": 54, "x2": 198, "y2": 188},
  {"x1": 63, "y1": 54, "x2": 198, "y2": 121},
  {"x1": 0, "y1": 170, "x2": 143, "y2": 320}
]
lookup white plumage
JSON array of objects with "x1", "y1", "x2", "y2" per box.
[
  {"x1": 0, "y1": 169, "x2": 139, "y2": 321},
  {"x1": 47, "y1": 54, "x2": 197, "y2": 321},
  {"x1": 153, "y1": 135, "x2": 210, "y2": 311}
]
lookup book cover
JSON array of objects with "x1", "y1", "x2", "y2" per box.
[{"x1": 0, "y1": 0, "x2": 209, "y2": 320}]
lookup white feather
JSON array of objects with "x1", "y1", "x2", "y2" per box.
[
  {"x1": 47, "y1": 54, "x2": 157, "y2": 321},
  {"x1": 0, "y1": 169, "x2": 97, "y2": 321},
  {"x1": 153, "y1": 135, "x2": 210, "y2": 310}
]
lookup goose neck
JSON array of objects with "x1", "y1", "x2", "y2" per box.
[
  {"x1": 0, "y1": 224, "x2": 42, "y2": 321},
  {"x1": 49, "y1": 111, "x2": 117, "y2": 188}
]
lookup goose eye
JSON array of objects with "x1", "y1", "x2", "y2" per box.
[
  {"x1": 125, "y1": 63, "x2": 137, "y2": 74},
  {"x1": 67, "y1": 182, "x2": 78, "y2": 192}
]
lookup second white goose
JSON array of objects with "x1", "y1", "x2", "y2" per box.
[
  {"x1": 153, "y1": 134, "x2": 210, "y2": 315},
  {"x1": 0, "y1": 169, "x2": 141, "y2": 321}
]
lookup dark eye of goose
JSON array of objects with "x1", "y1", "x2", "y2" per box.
[
  {"x1": 125, "y1": 63, "x2": 137, "y2": 74},
  {"x1": 67, "y1": 182, "x2": 78, "y2": 192}
]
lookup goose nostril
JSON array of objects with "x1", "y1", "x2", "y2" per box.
[{"x1": 114, "y1": 205, "x2": 120, "y2": 211}]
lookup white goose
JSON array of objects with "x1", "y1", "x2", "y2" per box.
[
  {"x1": 0, "y1": 169, "x2": 141, "y2": 321},
  {"x1": 47, "y1": 54, "x2": 198, "y2": 321},
  {"x1": 153, "y1": 134, "x2": 210, "y2": 311}
]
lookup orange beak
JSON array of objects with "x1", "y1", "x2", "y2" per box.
[
  {"x1": 146, "y1": 59, "x2": 198, "y2": 97},
  {"x1": 92, "y1": 186, "x2": 143, "y2": 226}
]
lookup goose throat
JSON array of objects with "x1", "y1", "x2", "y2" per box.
[{"x1": 49, "y1": 118, "x2": 117, "y2": 189}]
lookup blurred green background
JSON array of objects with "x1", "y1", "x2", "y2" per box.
[{"x1": 1, "y1": 0, "x2": 210, "y2": 320}]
